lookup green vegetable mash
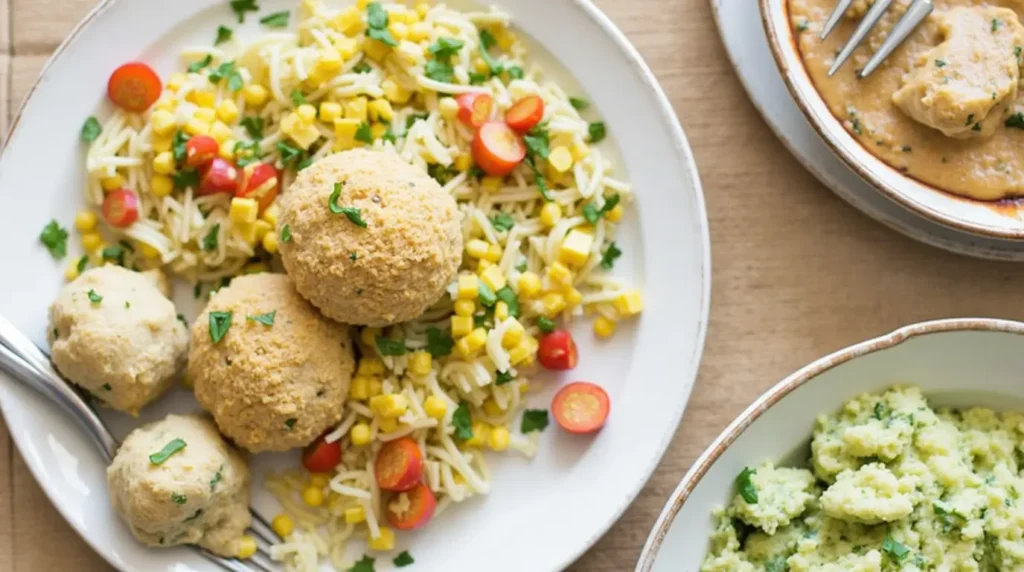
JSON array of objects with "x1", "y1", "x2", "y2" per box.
[{"x1": 702, "y1": 386, "x2": 1024, "y2": 571}]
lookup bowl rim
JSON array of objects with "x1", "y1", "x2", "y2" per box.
[
  {"x1": 634, "y1": 317, "x2": 1024, "y2": 571},
  {"x1": 758, "y1": 0, "x2": 1024, "y2": 241}
]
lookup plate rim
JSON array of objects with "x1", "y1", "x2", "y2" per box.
[{"x1": 0, "y1": 0, "x2": 713, "y2": 569}]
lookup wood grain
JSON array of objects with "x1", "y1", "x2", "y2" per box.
[{"x1": 7, "y1": 0, "x2": 1024, "y2": 569}]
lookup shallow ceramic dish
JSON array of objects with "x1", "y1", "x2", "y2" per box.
[
  {"x1": 761, "y1": 0, "x2": 1024, "y2": 241},
  {"x1": 635, "y1": 317, "x2": 1024, "y2": 571},
  {"x1": 0, "y1": 0, "x2": 710, "y2": 570}
]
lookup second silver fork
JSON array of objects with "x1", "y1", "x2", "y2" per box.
[{"x1": 822, "y1": 0, "x2": 934, "y2": 78}]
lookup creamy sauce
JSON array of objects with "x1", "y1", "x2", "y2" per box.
[{"x1": 790, "y1": 0, "x2": 1024, "y2": 200}]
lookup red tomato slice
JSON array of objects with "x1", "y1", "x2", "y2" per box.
[
  {"x1": 107, "y1": 62, "x2": 162, "y2": 113},
  {"x1": 185, "y1": 136, "x2": 219, "y2": 168},
  {"x1": 505, "y1": 95, "x2": 544, "y2": 132},
  {"x1": 101, "y1": 189, "x2": 140, "y2": 228},
  {"x1": 386, "y1": 482, "x2": 436, "y2": 531},
  {"x1": 236, "y1": 162, "x2": 280, "y2": 213},
  {"x1": 374, "y1": 438, "x2": 423, "y2": 492},
  {"x1": 302, "y1": 434, "x2": 342, "y2": 473},
  {"x1": 537, "y1": 329, "x2": 578, "y2": 370},
  {"x1": 552, "y1": 381, "x2": 610, "y2": 434},
  {"x1": 455, "y1": 92, "x2": 493, "y2": 129},
  {"x1": 198, "y1": 158, "x2": 239, "y2": 196},
  {"x1": 471, "y1": 121, "x2": 526, "y2": 177}
]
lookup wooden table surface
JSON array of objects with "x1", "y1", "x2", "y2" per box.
[{"x1": 5, "y1": 0, "x2": 1024, "y2": 569}]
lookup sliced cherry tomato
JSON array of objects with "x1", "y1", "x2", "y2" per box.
[
  {"x1": 455, "y1": 92, "x2": 493, "y2": 129},
  {"x1": 107, "y1": 62, "x2": 162, "y2": 113},
  {"x1": 386, "y1": 482, "x2": 437, "y2": 530},
  {"x1": 236, "y1": 162, "x2": 281, "y2": 213},
  {"x1": 302, "y1": 433, "x2": 342, "y2": 473},
  {"x1": 471, "y1": 121, "x2": 526, "y2": 177},
  {"x1": 374, "y1": 437, "x2": 423, "y2": 492},
  {"x1": 198, "y1": 158, "x2": 239, "y2": 196},
  {"x1": 505, "y1": 95, "x2": 545, "y2": 132},
  {"x1": 537, "y1": 329, "x2": 578, "y2": 370},
  {"x1": 185, "y1": 135, "x2": 219, "y2": 168},
  {"x1": 101, "y1": 189, "x2": 140, "y2": 228},
  {"x1": 552, "y1": 381, "x2": 610, "y2": 434}
]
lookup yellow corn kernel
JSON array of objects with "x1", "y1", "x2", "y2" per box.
[
  {"x1": 291, "y1": 123, "x2": 321, "y2": 150},
  {"x1": 465, "y1": 328, "x2": 487, "y2": 352},
  {"x1": 140, "y1": 242, "x2": 161, "y2": 259},
  {"x1": 237, "y1": 536, "x2": 258, "y2": 559},
  {"x1": 345, "y1": 97, "x2": 368, "y2": 122},
  {"x1": 335, "y1": 36, "x2": 359, "y2": 59},
  {"x1": 334, "y1": 117, "x2": 360, "y2": 139},
  {"x1": 356, "y1": 358, "x2": 384, "y2": 377},
  {"x1": 368, "y1": 99, "x2": 394, "y2": 123},
  {"x1": 350, "y1": 423, "x2": 371, "y2": 445},
  {"x1": 502, "y1": 318, "x2": 525, "y2": 348},
  {"x1": 541, "y1": 292, "x2": 566, "y2": 317},
  {"x1": 230, "y1": 198, "x2": 259, "y2": 225},
  {"x1": 409, "y1": 351, "x2": 432, "y2": 376},
  {"x1": 381, "y1": 78, "x2": 412, "y2": 104},
  {"x1": 310, "y1": 474, "x2": 331, "y2": 488},
  {"x1": 360, "y1": 327, "x2": 379, "y2": 347},
  {"x1": 494, "y1": 27, "x2": 517, "y2": 51},
  {"x1": 477, "y1": 259, "x2": 494, "y2": 275},
  {"x1": 378, "y1": 415, "x2": 399, "y2": 432},
  {"x1": 317, "y1": 48, "x2": 343, "y2": 73},
  {"x1": 479, "y1": 175, "x2": 502, "y2": 191},
  {"x1": 166, "y1": 72, "x2": 187, "y2": 91},
  {"x1": 415, "y1": 2, "x2": 431, "y2": 18},
  {"x1": 344, "y1": 506, "x2": 366, "y2": 524},
  {"x1": 150, "y1": 109, "x2": 177, "y2": 136},
  {"x1": 594, "y1": 316, "x2": 617, "y2": 338},
  {"x1": 479, "y1": 265, "x2": 506, "y2": 291},
  {"x1": 547, "y1": 262, "x2": 573, "y2": 288},
  {"x1": 214, "y1": 99, "x2": 239, "y2": 123},
  {"x1": 408, "y1": 21, "x2": 431, "y2": 41},
  {"x1": 363, "y1": 38, "x2": 390, "y2": 62},
  {"x1": 64, "y1": 260, "x2": 81, "y2": 282},
  {"x1": 508, "y1": 340, "x2": 533, "y2": 365},
  {"x1": 151, "y1": 135, "x2": 173, "y2": 153},
  {"x1": 297, "y1": 104, "x2": 317, "y2": 124},
  {"x1": 424, "y1": 395, "x2": 447, "y2": 419},
  {"x1": 302, "y1": 485, "x2": 325, "y2": 507},
  {"x1": 243, "y1": 84, "x2": 269, "y2": 107},
  {"x1": 209, "y1": 121, "x2": 233, "y2": 144},
  {"x1": 494, "y1": 301, "x2": 509, "y2": 322},
  {"x1": 262, "y1": 230, "x2": 279, "y2": 254},
  {"x1": 438, "y1": 97, "x2": 459, "y2": 119},
  {"x1": 100, "y1": 174, "x2": 124, "y2": 191},
  {"x1": 370, "y1": 394, "x2": 408, "y2": 418},
  {"x1": 466, "y1": 238, "x2": 490, "y2": 259},
  {"x1": 388, "y1": 21, "x2": 408, "y2": 41},
  {"x1": 151, "y1": 175, "x2": 175, "y2": 199},
  {"x1": 368, "y1": 527, "x2": 395, "y2": 552},
  {"x1": 349, "y1": 375, "x2": 370, "y2": 400},
  {"x1": 184, "y1": 118, "x2": 211, "y2": 136},
  {"x1": 155, "y1": 92, "x2": 177, "y2": 112},
  {"x1": 482, "y1": 398, "x2": 504, "y2": 417},
  {"x1": 74, "y1": 211, "x2": 98, "y2": 233},
  {"x1": 564, "y1": 287, "x2": 583, "y2": 306},
  {"x1": 330, "y1": 6, "x2": 363, "y2": 35},
  {"x1": 369, "y1": 122, "x2": 388, "y2": 140},
  {"x1": 457, "y1": 274, "x2": 479, "y2": 300},
  {"x1": 559, "y1": 229, "x2": 594, "y2": 267},
  {"x1": 451, "y1": 315, "x2": 474, "y2": 339},
  {"x1": 517, "y1": 272, "x2": 541, "y2": 298},
  {"x1": 540, "y1": 202, "x2": 561, "y2": 227},
  {"x1": 195, "y1": 107, "x2": 218, "y2": 127},
  {"x1": 319, "y1": 101, "x2": 343, "y2": 123},
  {"x1": 243, "y1": 261, "x2": 267, "y2": 274},
  {"x1": 152, "y1": 152, "x2": 176, "y2": 175},
  {"x1": 81, "y1": 232, "x2": 103, "y2": 253},
  {"x1": 548, "y1": 146, "x2": 573, "y2": 173},
  {"x1": 272, "y1": 514, "x2": 295, "y2": 538},
  {"x1": 236, "y1": 221, "x2": 259, "y2": 246},
  {"x1": 488, "y1": 425, "x2": 510, "y2": 451},
  {"x1": 219, "y1": 139, "x2": 236, "y2": 160},
  {"x1": 600, "y1": 203, "x2": 624, "y2": 223},
  {"x1": 453, "y1": 473, "x2": 467, "y2": 486},
  {"x1": 614, "y1": 290, "x2": 644, "y2": 316},
  {"x1": 453, "y1": 153, "x2": 472, "y2": 172},
  {"x1": 368, "y1": 376, "x2": 382, "y2": 397},
  {"x1": 472, "y1": 56, "x2": 489, "y2": 74},
  {"x1": 454, "y1": 336, "x2": 473, "y2": 359},
  {"x1": 465, "y1": 422, "x2": 489, "y2": 447},
  {"x1": 485, "y1": 243, "x2": 503, "y2": 263},
  {"x1": 454, "y1": 299, "x2": 476, "y2": 317}
]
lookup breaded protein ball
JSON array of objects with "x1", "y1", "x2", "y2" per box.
[
  {"x1": 107, "y1": 414, "x2": 250, "y2": 556},
  {"x1": 48, "y1": 266, "x2": 188, "y2": 415},
  {"x1": 189, "y1": 273, "x2": 354, "y2": 453},
  {"x1": 278, "y1": 149, "x2": 462, "y2": 326}
]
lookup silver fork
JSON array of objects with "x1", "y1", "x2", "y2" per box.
[
  {"x1": 823, "y1": 0, "x2": 934, "y2": 78},
  {"x1": 0, "y1": 314, "x2": 279, "y2": 572}
]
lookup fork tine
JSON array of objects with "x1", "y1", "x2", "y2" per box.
[
  {"x1": 859, "y1": 0, "x2": 933, "y2": 77},
  {"x1": 820, "y1": 0, "x2": 856, "y2": 40},
  {"x1": 828, "y1": 0, "x2": 895, "y2": 76}
]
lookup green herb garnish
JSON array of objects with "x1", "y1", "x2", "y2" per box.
[
  {"x1": 478, "y1": 282, "x2": 497, "y2": 307},
  {"x1": 149, "y1": 438, "x2": 187, "y2": 465},
  {"x1": 1006, "y1": 113, "x2": 1024, "y2": 129},
  {"x1": 452, "y1": 401, "x2": 473, "y2": 440},
  {"x1": 600, "y1": 242, "x2": 622, "y2": 270},
  {"x1": 934, "y1": 59, "x2": 946, "y2": 68},
  {"x1": 81, "y1": 117, "x2": 101, "y2": 142},
  {"x1": 428, "y1": 37, "x2": 464, "y2": 61},
  {"x1": 506, "y1": 66, "x2": 524, "y2": 79},
  {"x1": 882, "y1": 534, "x2": 910, "y2": 562},
  {"x1": 495, "y1": 286, "x2": 520, "y2": 318},
  {"x1": 87, "y1": 289, "x2": 103, "y2": 304},
  {"x1": 102, "y1": 383, "x2": 112, "y2": 390},
  {"x1": 172, "y1": 130, "x2": 190, "y2": 164},
  {"x1": 375, "y1": 336, "x2": 407, "y2": 356},
  {"x1": 478, "y1": 30, "x2": 503, "y2": 74},
  {"x1": 521, "y1": 409, "x2": 549, "y2": 433},
  {"x1": 736, "y1": 467, "x2": 758, "y2": 504},
  {"x1": 424, "y1": 60, "x2": 454, "y2": 83},
  {"x1": 39, "y1": 220, "x2": 68, "y2": 259},
  {"x1": 208, "y1": 311, "x2": 233, "y2": 344},
  {"x1": 202, "y1": 224, "x2": 220, "y2": 251},
  {"x1": 101, "y1": 245, "x2": 126, "y2": 266},
  {"x1": 230, "y1": 0, "x2": 259, "y2": 22},
  {"x1": 173, "y1": 168, "x2": 200, "y2": 191},
  {"x1": 260, "y1": 10, "x2": 290, "y2": 27},
  {"x1": 188, "y1": 54, "x2": 213, "y2": 73},
  {"x1": 582, "y1": 194, "x2": 620, "y2": 224},
  {"x1": 495, "y1": 370, "x2": 514, "y2": 385},
  {"x1": 210, "y1": 467, "x2": 223, "y2": 490},
  {"x1": 328, "y1": 183, "x2": 368, "y2": 227},
  {"x1": 247, "y1": 310, "x2": 276, "y2": 326},
  {"x1": 537, "y1": 316, "x2": 556, "y2": 333},
  {"x1": 393, "y1": 551, "x2": 414, "y2": 567},
  {"x1": 523, "y1": 125, "x2": 550, "y2": 159},
  {"x1": 353, "y1": 61, "x2": 372, "y2": 74},
  {"x1": 290, "y1": 89, "x2": 307, "y2": 106},
  {"x1": 76, "y1": 255, "x2": 89, "y2": 273},
  {"x1": 588, "y1": 121, "x2": 606, "y2": 143},
  {"x1": 276, "y1": 140, "x2": 306, "y2": 167},
  {"x1": 569, "y1": 97, "x2": 589, "y2": 111},
  {"x1": 468, "y1": 72, "x2": 488, "y2": 85},
  {"x1": 171, "y1": 492, "x2": 188, "y2": 505},
  {"x1": 426, "y1": 326, "x2": 453, "y2": 357},
  {"x1": 241, "y1": 116, "x2": 264, "y2": 139},
  {"x1": 355, "y1": 121, "x2": 374, "y2": 144},
  {"x1": 366, "y1": 2, "x2": 398, "y2": 47},
  {"x1": 490, "y1": 212, "x2": 515, "y2": 232},
  {"x1": 281, "y1": 224, "x2": 292, "y2": 242},
  {"x1": 215, "y1": 26, "x2": 233, "y2": 45},
  {"x1": 208, "y1": 61, "x2": 244, "y2": 91},
  {"x1": 348, "y1": 555, "x2": 376, "y2": 572},
  {"x1": 285, "y1": 418, "x2": 297, "y2": 429}
]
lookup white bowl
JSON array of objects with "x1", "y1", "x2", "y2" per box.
[
  {"x1": 760, "y1": 0, "x2": 1024, "y2": 240},
  {"x1": 635, "y1": 317, "x2": 1024, "y2": 571}
]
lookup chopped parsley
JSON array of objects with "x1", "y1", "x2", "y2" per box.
[
  {"x1": 537, "y1": 316, "x2": 556, "y2": 333},
  {"x1": 172, "y1": 130, "x2": 190, "y2": 164},
  {"x1": 102, "y1": 383, "x2": 112, "y2": 390},
  {"x1": 276, "y1": 140, "x2": 306, "y2": 168},
  {"x1": 349, "y1": 252, "x2": 358, "y2": 261},
  {"x1": 495, "y1": 286, "x2": 520, "y2": 318},
  {"x1": 297, "y1": 155, "x2": 314, "y2": 170},
  {"x1": 794, "y1": 19, "x2": 809, "y2": 33},
  {"x1": 241, "y1": 116, "x2": 265, "y2": 139},
  {"x1": 520, "y1": 409, "x2": 549, "y2": 433},
  {"x1": 468, "y1": 72, "x2": 488, "y2": 85},
  {"x1": 424, "y1": 60, "x2": 454, "y2": 83},
  {"x1": 76, "y1": 255, "x2": 89, "y2": 273},
  {"x1": 171, "y1": 492, "x2": 188, "y2": 505},
  {"x1": 185, "y1": 509, "x2": 204, "y2": 521},
  {"x1": 348, "y1": 555, "x2": 376, "y2": 572},
  {"x1": 993, "y1": 18, "x2": 1002, "y2": 32},
  {"x1": 173, "y1": 168, "x2": 200, "y2": 191},
  {"x1": 966, "y1": 113, "x2": 975, "y2": 126},
  {"x1": 187, "y1": 54, "x2": 213, "y2": 73},
  {"x1": 523, "y1": 125, "x2": 550, "y2": 159},
  {"x1": 208, "y1": 311, "x2": 233, "y2": 344},
  {"x1": 355, "y1": 121, "x2": 374, "y2": 144},
  {"x1": 81, "y1": 116, "x2": 101, "y2": 142},
  {"x1": 452, "y1": 401, "x2": 474, "y2": 440},
  {"x1": 393, "y1": 551, "x2": 414, "y2": 567},
  {"x1": 202, "y1": 224, "x2": 220, "y2": 251},
  {"x1": 375, "y1": 336, "x2": 407, "y2": 356},
  {"x1": 765, "y1": 556, "x2": 787, "y2": 572},
  {"x1": 428, "y1": 37, "x2": 464, "y2": 60},
  {"x1": 281, "y1": 224, "x2": 292, "y2": 242},
  {"x1": 101, "y1": 245, "x2": 127, "y2": 266},
  {"x1": 210, "y1": 467, "x2": 223, "y2": 490},
  {"x1": 478, "y1": 30, "x2": 503, "y2": 74},
  {"x1": 259, "y1": 10, "x2": 290, "y2": 27},
  {"x1": 872, "y1": 402, "x2": 888, "y2": 420},
  {"x1": 39, "y1": 220, "x2": 69, "y2": 259},
  {"x1": 284, "y1": 418, "x2": 297, "y2": 429},
  {"x1": 149, "y1": 438, "x2": 187, "y2": 465},
  {"x1": 490, "y1": 212, "x2": 515, "y2": 232},
  {"x1": 1006, "y1": 113, "x2": 1024, "y2": 129},
  {"x1": 353, "y1": 61, "x2": 372, "y2": 74},
  {"x1": 506, "y1": 66, "x2": 524, "y2": 79},
  {"x1": 405, "y1": 113, "x2": 428, "y2": 130},
  {"x1": 582, "y1": 194, "x2": 620, "y2": 224},
  {"x1": 328, "y1": 183, "x2": 368, "y2": 227},
  {"x1": 208, "y1": 61, "x2": 244, "y2": 91},
  {"x1": 366, "y1": 2, "x2": 398, "y2": 47},
  {"x1": 600, "y1": 242, "x2": 622, "y2": 270},
  {"x1": 290, "y1": 89, "x2": 307, "y2": 106},
  {"x1": 87, "y1": 289, "x2": 103, "y2": 304},
  {"x1": 427, "y1": 163, "x2": 457, "y2": 186},
  {"x1": 588, "y1": 121, "x2": 606, "y2": 143},
  {"x1": 478, "y1": 282, "x2": 497, "y2": 307},
  {"x1": 569, "y1": 97, "x2": 590, "y2": 111},
  {"x1": 425, "y1": 326, "x2": 454, "y2": 357},
  {"x1": 230, "y1": 0, "x2": 259, "y2": 23},
  {"x1": 215, "y1": 25, "x2": 233, "y2": 45},
  {"x1": 495, "y1": 370, "x2": 514, "y2": 385},
  {"x1": 246, "y1": 310, "x2": 276, "y2": 326},
  {"x1": 735, "y1": 467, "x2": 758, "y2": 504},
  {"x1": 934, "y1": 59, "x2": 946, "y2": 68},
  {"x1": 1017, "y1": 46, "x2": 1022, "y2": 65},
  {"x1": 882, "y1": 534, "x2": 910, "y2": 562},
  {"x1": 177, "y1": 314, "x2": 188, "y2": 326}
]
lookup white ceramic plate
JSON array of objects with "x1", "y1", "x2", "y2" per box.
[
  {"x1": 0, "y1": 0, "x2": 710, "y2": 570},
  {"x1": 635, "y1": 317, "x2": 1024, "y2": 570},
  {"x1": 711, "y1": 0, "x2": 1024, "y2": 261}
]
